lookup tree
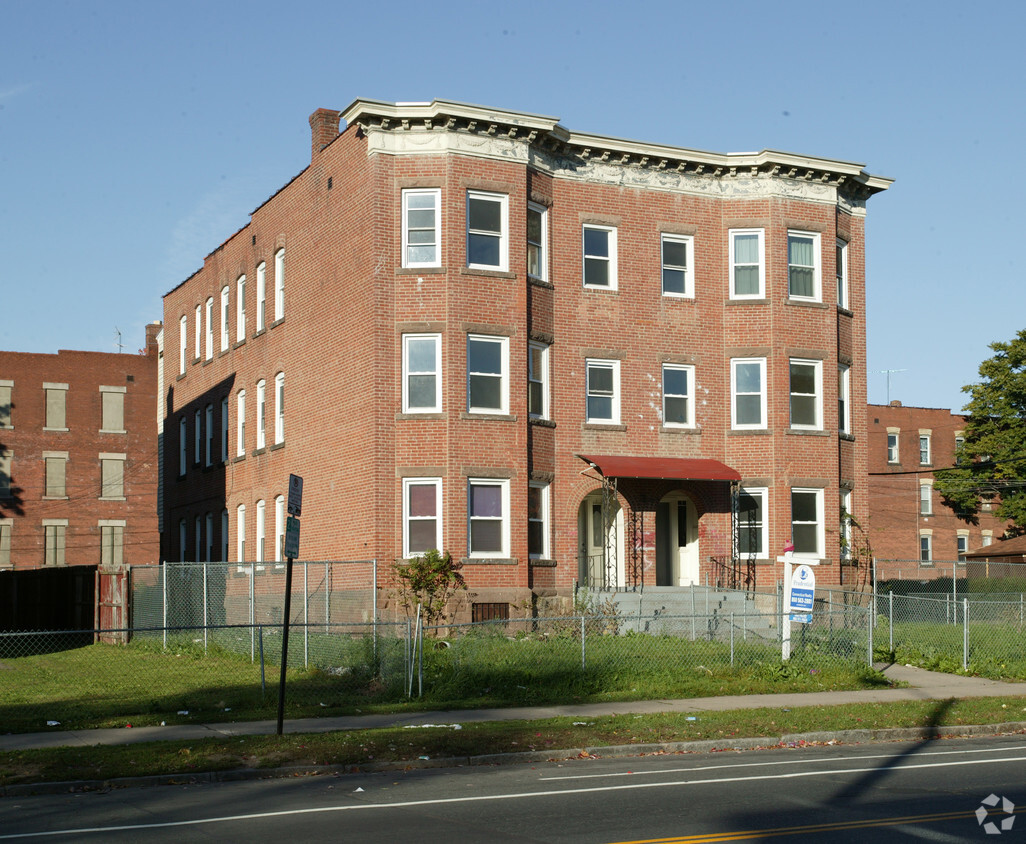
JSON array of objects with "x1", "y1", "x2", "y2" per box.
[
  {"x1": 935, "y1": 329, "x2": 1026, "y2": 535},
  {"x1": 389, "y1": 549, "x2": 468, "y2": 627}
]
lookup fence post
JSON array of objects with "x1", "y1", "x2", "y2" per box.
[
  {"x1": 730, "y1": 612, "x2": 735, "y2": 667},
  {"x1": 303, "y1": 562, "x2": 309, "y2": 668},
  {"x1": 203, "y1": 560, "x2": 209, "y2": 653},
  {"x1": 581, "y1": 615, "x2": 586, "y2": 671},
  {"x1": 888, "y1": 591, "x2": 893, "y2": 653},
  {"x1": 249, "y1": 564, "x2": 255, "y2": 661},
  {"x1": 691, "y1": 587, "x2": 697, "y2": 641},
  {"x1": 963, "y1": 597, "x2": 969, "y2": 671},
  {"x1": 953, "y1": 563, "x2": 957, "y2": 609},
  {"x1": 373, "y1": 559, "x2": 378, "y2": 667},
  {"x1": 324, "y1": 562, "x2": 329, "y2": 633},
  {"x1": 162, "y1": 562, "x2": 168, "y2": 648},
  {"x1": 259, "y1": 626, "x2": 265, "y2": 700},
  {"x1": 1021, "y1": 593, "x2": 1023, "y2": 631},
  {"x1": 867, "y1": 604, "x2": 873, "y2": 666},
  {"x1": 871, "y1": 559, "x2": 878, "y2": 634}
]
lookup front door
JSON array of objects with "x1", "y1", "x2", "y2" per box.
[
  {"x1": 579, "y1": 493, "x2": 623, "y2": 589},
  {"x1": 656, "y1": 494, "x2": 699, "y2": 586}
]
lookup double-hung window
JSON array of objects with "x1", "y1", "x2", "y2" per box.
[
  {"x1": 237, "y1": 504, "x2": 246, "y2": 562},
  {"x1": 528, "y1": 482, "x2": 550, "y2": 559},
  {"x1": 586, "y1": 359, "x2": 620, "y2": 424},
  {"x1": 528, "y1": 341, "x2": 549, "y2": 420},
  {"x1": 957, "y1": 533, "x2": 969, "y2": 560},
  {"x1": 920, "y1": 433, "x2": 932, "y2": 465},
  {"x1": 403, "y1": 478, "x2": 441, "y2": 558},
  {"x1": 887, "y1": 430, "x2": 899, "y2": 463},
  {"x1": 731, "y1": 358, "x2": 766, "y2": 429},
  {"x1": 736, "y1": 487, "x2": 767, "y2": 559},
  {"x1": 205, "y1": 404, "x2": 213, "y2": 466},
  {"x1": 274, "y1": 248, "x2": 285, "y2": 321},
  {"x1": 468, "y1": 478, "x2": 509, "y2": 558},
  {"x1": 402, "y1": 334, "x2": 441, "y2": 413},
  {"x1": 920, "y1": 482, "x2": 933, "y2": 515},
  {"x1": 256, "y1": 379, "x2": 266, "y2": 449},
  {"x1": 661, "y1": 233, "x2": 694, "y2": 297},
  {"x1": 275, "y1": 496, "x2": 285, "y2": 563},
  {"x1": 194, "y1": 409, "x2": 202, "y2": 464},
  {"x1": 220, "y1": 285, "x2": 230, "y2": 352},
  {"x1": 194, "y1": 304, "x2": 202, "y2": 359},
  {"x1": 274, "y1": 372, "x2": 284, "y2": 444},
  {"x1": 467, "y1": 335, "x2": 508, "y2": 414},
  {"x1": 256, "y1": 262, "x2": 267, "y2": 331},
  {"x1": 236, "y1": 275, "x2": 246, "y2": 342},
  {"x1": 527, "y1": 203, "x2": 548, "y2": 281},
  {"x1": 204, "y1": 297, "x2": 213, "y2": 360},
  {"x1": 788, "y1": 231, "x2": 821, "y2": 301},
  {"x1": 729, "y1": 229, "x2": 764, "y2": 298},
  {"x1": 789, "y1": 359, "x2": 822, "y2": 430},
  {"x1": 100, "y1": 521, "x2": 125, "y2": 566},
  {"x1": 221, "y1": 397, "x2": 229, "y2": 461},
  {"x1": 256, "y1": 499, "x2": 266, "y2": 562},
  {"x1": 466, "y1": 191, "x2": 508, "y2": 271},
  {"x1": 838, "y1": 365, "x2": 850, "y2": 434},
  {"x1": 662, "y1": 363, "x2": 695, "y2": 427},
  {"x1": 179, "y1": 315, "x2": 187, "y2": 374},
  {"x1": 920, "y1": 532, "x2": 932, "y2": 563},
  {"x1": 44, "y1": 522, "x2": 66, "y2": 566},
  {"x1": 402, "y1": 189, "x2": 440, "y2": 268},
  {"x1": 236, "y1": 390, "x2": 246, "y2": 457},
  {"x1": 583, "y1": 224, "x2": 617, "y2": 289},
  {"x1": 178, "y1": 417, "x2": 187, "y2": 475},
  {"x1": 791, "y1": 488, "x2": 824, "y2": 559},
  {"x1": 221, "y1": 510, "x2": 229, "y2": 561},
  {"x1": 836, "y1": 238, "x2": 849, "y2": 308},
  {"x1": 840, "y1": 489, "x2": 852, "y2": 562}
]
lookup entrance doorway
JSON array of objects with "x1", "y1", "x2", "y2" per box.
[
  {"x1": 656, "y1": 493, "x2": 699, "y2": 586},
  {"x1": 578, "y1": 492, "x2": 624, "y2": 589}
]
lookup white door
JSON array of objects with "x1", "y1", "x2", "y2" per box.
[{"x1": 581, "y1": 494, "x2": 624, "y2": 589}]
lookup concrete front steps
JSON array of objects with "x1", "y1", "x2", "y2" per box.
[{"x1": 601, "y1": 586, "x2": 778, "y2": 640}]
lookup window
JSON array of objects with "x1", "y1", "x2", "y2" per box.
[
  {"x1": 274, "y1": 248, "x2": 285, "y2": 321},
  {"x1": 178, "y1": 518, "x2": 187, "y2": 561},
  {"x1": 838, "y1": 365, "x2": 850, "y2": 434},
  {"x1": 787, "y1": 231, "x2": 821, "y2": 301},
  {"x1": 467, "y1": 335, "x2": 509, "y2": 414},
  {"x1": 205, "y1": 513, "x2": 214, "y2": 562},
  {"x1": 44, "y1": 522, "x2": 66, "y2": 566},
  {"x1": 204, "y1": 297, "x2": 213, "y2": 360},
  {"x1": 791, "y1": 488, "x2": 824, "y2": 558},
  {"x1": 100, "y1": 522, "x2": 125, "y2": 566},
  {"x1": 920, "y1": 531, "x2": 932, "y2": 563},
  {"x1": 402, "y1": 189, "x2": 440, "y2": 268},
  {"x1": 220, "y1": 285, "x2": 230, "y2": 352},
  {"x1": 955, "y1": 434, "x2": 965, "y2": 465},
  {"x1": 256, "y1": 379, "x2": 266, "y2": 449},
  {"x1": 221, "y1": 510, "x2": 229, "y2": 561},
  {"x1": 221, "y1": 397, "x2": 229, "y2": 461},
  {"x1": 731, "y1": 358, "x2": 766, "y2": 429},
  {"x1": 920, "y1": 482, "x2": 933, "y2": 516},
  {"x1": 274, "y1": 372, "x2": 284, "y2": 444},
  {"x1": 789, "y1": 359, "x2": 822, "y2": 430},
  {"x1": 194, "y1": 408, "x2": 202, "y2": 464},
  {"x1": 100, "y1": 386, "x2": 126, "y2": 433},
  {"x1": 403, "y1": 334, "x2": 441, "y2": 413},
  {"x1": 100, "y1": 454, "x2": 125, "y2": 499},
  {"x1": 256, "y1": 499, "x2": 266, "y2": 562},
  {"x1": 236, "y1": 275, "x2": 246, "y2": 342},
  {"x1": 729, "y1": 229, "x2": 764, "y2": 298},
  {"x1": 256, "y1": 262, "x2": 267, "y2": 331},
  {"x1": 195, "y1": 515, "x2": 202, "y2": 563},
  {"x1": 466, "y1": 191, "x2": 508, "y2": 271},
  {"x1": 528, "y1": 342, "x2": 549, "y2": 420},
  {"x1": 661, "y1": 233, "x2": 694, "y2": 297},
  {"x1": 403, "y1": 478, "x2": 441, "y2": 558},
  {"x1": 44, "y1": 384, "x2": 67, "y2": 430},
  {"x1": 586, "y1": 359, "x2": 620, "y2": 424},
  {"x1": 0, "y1": 520, "x2": 11, "y2": 568},
  {"x1": 662, "y1": 364, "x2": 695, "y2": 427},
  {"x1": 0, "y1": 449, "x2": 9, "y2": 497},
  {"x1": 736, "y1": 487, "x2": 767, "y2": 558},
  {"x1": 836, "y1": 238, "x2": 849, "y2": 309},
  {"x1": 0, "y1": 381, "x2": 10, "y2": 428},
  {"x1": 178, "y1": 416, "x2": 187, "y2": 475},
  {"x1": 194, "y1": 304, "x2": 202, "y2": 359},
  {"x1": 583, "y1": 224, "x2": 617, "y2": 289},
  {"x1": 840, "y1": 489, "x2": 853, "y2": 562},
  {"x1": 982, "y1": 533, "x2": 993, "y2": 547},
  {"x1": 275, "y1": 495, "x2": 285, "y2": 563},
  {"x1": 527, "y1": 203, "x2": 547, "y2": 281},
  {"x1": 887, "y1": 430, "x2": 899, "y2": 463},
  {"x1": 468, "y1": 478, "x2": 509, "y2": 558},
  {"x1": 920, "y1": 433, "x2": 932, "y2": 465},
  {"x1": 205, "y1": 404, "x2": 213, "y2": 466},
  {"x1": 957, "y1": 532, "x2": 969, "y2": 561},
  {"x1": 237, "y1": 504, "x2": 246, "y2": 562},
  {"x1": 528, "y1": 482, "x2": 550, "y2": 559},
  {"x1": 179, "y1": 315, "x2": 187, "y2": 375},
  {"x1": 44, "y1": 453, "x2": 67, "y2": 498},
  {"x1": 236, "y1": 390, "x2": 246, "y2": 457}
]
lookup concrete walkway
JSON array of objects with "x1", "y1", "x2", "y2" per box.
[{"x1": 4, "y1": 663, "x2": 1026, "y2": 753}]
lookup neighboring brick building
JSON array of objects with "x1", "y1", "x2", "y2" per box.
[
  {"x1": 868, "y1": 402, "x2": 1009, "y2": 575},
  {"x1": 0, "y1": 326, "x2": 161, "y2": 571},
  {"x1": 162, "y1": 98, "x2": 890, "y2": 615}
]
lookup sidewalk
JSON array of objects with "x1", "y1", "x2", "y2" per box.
[{"x1": 4, "y1": 663, "x2": 1026, "y2": 753}]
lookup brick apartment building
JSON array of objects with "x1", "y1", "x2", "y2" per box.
[
  {"x1": 0, "y1": 327, "x2": 160, "y2": 574},
  {"x1": 868, "y1": 402, "x2": 1009, "y2": 575},
  {"x1": 162, "y1": 98, "x2": 890, "y2": 615}
]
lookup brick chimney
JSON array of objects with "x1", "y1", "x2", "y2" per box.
[
  {"x1": 309, "y1": 108, "x2": 341, "y2": 159},
  {"x1": 145, "y1": 321, "x2": 162, "y2": 356}
]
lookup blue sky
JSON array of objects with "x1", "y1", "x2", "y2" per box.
[{"x1": 3, "y1": 0, "x2": 1023, "y2": 412}]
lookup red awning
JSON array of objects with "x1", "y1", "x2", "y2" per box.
[{"x1": 577, "y1": 454, "x2": 741, "y2": 482}]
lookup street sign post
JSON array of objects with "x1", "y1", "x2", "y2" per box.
[{"x1": 278, "y1": 474, "x2": 304, "y2": 736}]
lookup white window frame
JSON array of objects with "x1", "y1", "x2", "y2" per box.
[
  {"x1": 275, "y1": 495, "x2": 285, "y2": 563},
  {"x1": 585, "y1": 359, "x2": 620, "y2": 424},
  {"x1": 204, "y1": 297, "x2": 213, "y2": 360},
  {"x1": 179, "y1": 315, "x2": 187, "y2": 374},
  {"x1": 920, "y1": 481, "x2": 933, "y2": 516},
  {"x1": 274, "y1": 248, "x2": 285, "y2": 322},
  {"x1": 787, "y1": 230, "x2": 822, "y2": 302},
  {"x1": 402, "y1": 333, "x2": 441, "y2": 414},
  {"x1": 736, "y1": 486, "x2": 768, "y2": 560},
  {"x1": 402, "y1": 478, "x2": 442, "y2": 559},
  {"x1": 660, "y1": 233, "x2": 694, "y2": 298},
  {"x1": 256, "y1": 261, "x2": 267, "y2": 331},
  {"x1": 836, "y1": 238, "x2": 849, "y2": 309},
  {"x1": 274, "y1": 372, "x2": 284, "y2": 444},
  {"x1": 256, "y1": 499, "x2": 266, "y2": 563},
  {"x1": 467, "y1": 478, "x2": 510, "y2": 559},
  {"x1": 194, "y1": 304, "x2": 202, "y2": 359},
  {"x1": 791, "y1": 487, "x2": 824, "y2": 560},
  {"x1": 528, "y1": 341, "x2": 549, "y2": 420},
  {"x1": 527, "y1": 202, "x2": 548, "y2": 282},
  {"x1": 731, "y1": 357, "x2": 767, "y2": 430},
  {"x1": 528, "y1": 481, "x2": 550, "y2": 560},
  {"x1": 466, "y1": 334, "x2": 509, "y2": 415},
  {"x1": 236, "y1": 390, "x2": 246, "y2": 457},
  {"x1": 178, "y1": 416, "x2": 187, "y2": 475},
  {"x1": 466, "y1": 190, "x2": 508, "y2": 272},
  {"x1": 838, "y1": 365, "x2": 851, "y2": 435},
  {"x1": 256, "y1": 379, "x2": 266, "y2": 449},
  {"x1": 920, "y1": 531, "x2": 932, "y2": 563},
  {"x1": 789, "y1": 358, "x2": 823, "y2": 431},
  {"x1": 236, "y1": 275, "x2": 246, "y2": 343},
  {"x1": 662, "y1": 363, "x2": 695, "y2": 428},
  {"x1": 840, "y1": 489, "x2": 853, "y2": 562},
  {"x1": 237, "y1": 504, "x2": 246, "y2": 563},
  {"x1": 220, "y1": 285, "x2": 230, "y2": 352},
  {"x1": 402, "y1": 189, "x2": 441, "y2": 269},
  {"x1": 957, "y1": 531, "x2": 969, "y2": 560},
  {"x1": 729, "y1": 228, "x2": 765, "y2": 299},
  {"x1": 887, "y1": 429, "x2": 900, "y2": 463},
  {"x1": 920, "y1": 433, "x2": 932, "y2": 465},
  {"x1": 582, "y1": 224, "x2": 617, "y2": 290}
]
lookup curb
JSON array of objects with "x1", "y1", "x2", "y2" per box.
[{"x1": 5, "y1": 721, "x2": 1026, "y2": 798}]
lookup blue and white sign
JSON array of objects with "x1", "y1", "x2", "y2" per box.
[{"x1": 788, "y1": 564, "x2": 816, "y2": 613}]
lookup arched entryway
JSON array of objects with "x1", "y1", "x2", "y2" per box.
[
  {"x1": 578, "y1": 491, "x2": 625, "y2": 589},
  {"x1": 655, "y1": 492, "x2": 699, "y2": 586}
]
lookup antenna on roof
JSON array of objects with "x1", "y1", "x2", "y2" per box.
[
  {"x1": 876, "y1": 368, "x2": 907, "y2": 404},
  {"x1": 114, "y1": 327, "x2": 124, "y2": 354}
]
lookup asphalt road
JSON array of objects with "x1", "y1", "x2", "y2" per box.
[{"x1": 3, "y1": 734, "x2": 1025, "y2": 842}]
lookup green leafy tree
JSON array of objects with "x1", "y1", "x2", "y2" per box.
[
  {"x1": 935, "y1": 329, "x2": 1026, "y2": 534},
  {"x1": 390, "y1": 549, "x2": 468, "y2": 627}
]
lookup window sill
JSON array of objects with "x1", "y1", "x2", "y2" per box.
[
  {"x1": 460, "y1": 268, "x2": 516, "y2": 280},
  {"x1": 253, "y1": 328, "x2": 266, "y2": 339},
  {"x1": 202, "y1": 358, "x2": 213, "y2": 367},
  {"x1": 528, "y1": 276, "x2": 553, "y2": 289},
  {"x1": 661, "y1": 293, "x2": 696, "y2": 301},
  {"x1": 252, "y1": 447, "x2": 267, "y2": 457},
  {"x1": 726, "y1": 297, "x2": 768, "y2": 305},
  {"x1": 583, "y1": 422, "x2": 626, "y2": 431},
  {"x1": 100, "y1": 429, "x2": 127, "y2": 435},
  {"x1": 787, "y1": 428, "x2": 830, "y2": 437},
  {"x1": 529, "y1": 417, "x2": 556, "y2": 428},
  {"x1": 176, "y1": 373, "x2": 187, "y2": 382},
  {"x1": 839, "y1": 432, "x2": 856, "y2": 442},
  {"x1": 786, "y1": 298, "x2": 829, "y2": 309},
  {"x1": 233, "y1": 455, "x2": 246, "y2": 464},
  {"x1": 269, "y1": 442, "x2": 285, "y2": 452},
  {"x1": 528, "y1": 558, "x2": 556, "y2": 567},
  {"x1": 837, "y1": 306, "x2": 854, "y2": 317},
  {"x1": 461, "y1": 412, "x2": 518, "y2": 422},
  {"x1": 728, "y1": 428, "x2": 769, "y2": 435},
  {"x1": 582, "y1": 285, "x2": 618, "y2": 294},
  {"x1": 461, "y1": 557, "x2": 518, "y2": 566},
  {"x1": 100, "y1": 496, "x2": 127, "y2": 502},
  {"x1": 43, "y1": 427, "x2": 69, "y2": 433},
  {"x1": 43, "y1": 495, "x2": 69, "y2": 501},
  {"x1": 397, "y1": 266, "x2": 446, "y2": 276},
  {"x1": 271, "y1": 318, "x2": 285, "y2": 329},
  {"x1": 231, "y1": 340, "x2": 244, "y2": 351},
  {"x1": 660, "y1": 425, "x2": 699, "y2": 434},
  {"x1": 397, "y1": 412, "x2": 445, "y2": 421}
]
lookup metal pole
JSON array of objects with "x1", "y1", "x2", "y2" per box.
[
  {"x1": 373, "y1": 559, "x2": 378, "y2": 666},
  {"x1": 691, "y1": 587, "x2": 696, "y2": 641},
  {"x1": 324, "y1": 561, "x2": 329, "y2": 633},
  {"x1": 581, "y1": 615, "x2": 586, "y2": 671},
  {"x1": 276, "y1": 556, "x2": 295, "y2": 736},
  {"x1": 203, "y1": 560, "x2": 209, "y2": 653},
  {"x1": 249, "y1": 564, "x2": 255, "y2": 660},
  {"x1": 730, "y1": 612, "x2": 735, "y2": 667},
  {"x1": 303, "y1": 562, "x2": 309, "y2": 668},
  {"x1": 417, "y1": 605, "x2": 423, "y2": 698},
  {"x1": 867, "y1": 603, "x2": 873, "y2": 666},
  {"x1": 963, "y1": 597, "x2": 969, "y2": 671},
  {"x1": 888, "y1": 590, "x2": 893, "y2": 652},
  {"x1": 162, "y1": 562, "x2": 167, "y2": 648},
  {"x1": 953, "y1": 563, "x2": 957, "y2": 608},
  {"x1": 259, "y1": 626, "x2": 265, "y2": 699}
]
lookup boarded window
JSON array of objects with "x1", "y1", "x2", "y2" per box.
[
  {"x1": 472, "y1": 602, "x2": 510, "y2": 623},
  {"x1": 45, "y1": 457, "x2": 66, "y2": 497},
  {"x1": 101, "y1": 390, "x2": 125, "y2": 431},
  {"x1": 45, "y1": 525, "x2": 66, "y2": 566},
  {"x1": 101, "y1": 458, "x2": 124, "y2": 498},
  {"x1": 0, "y1": 384, "x2": 11, "y2": 428},
  {"x1": 101, "y1": 525, "x2": 124, "y2": 566},
  {"x1": 45, "y1": 388, "x2": 66, "y2": 429},
  {"x1": 0, "y1": 450, "x2": 10, "y2": 497},
  {"x1": 0, "y1": 523, "x2": 10, "y2": 567}
]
